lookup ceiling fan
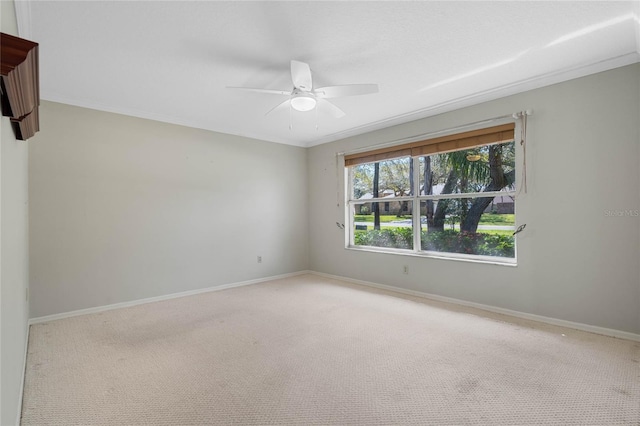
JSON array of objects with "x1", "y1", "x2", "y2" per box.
[{"x1": 227, "y1": 60, "x2": 379, "y2": 118}]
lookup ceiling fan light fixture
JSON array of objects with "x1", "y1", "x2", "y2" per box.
[{"x1": 290, "y1": 93, "x2": 316, "y2": 112}]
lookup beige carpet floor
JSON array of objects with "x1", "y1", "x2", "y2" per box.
[{"x1": 21, "y1": 274, "x2": 640, "y2": 425}]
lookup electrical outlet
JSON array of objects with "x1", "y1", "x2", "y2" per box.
[
  {"x1": 257, "y1": 256, "x2": 262, "y2": 264},
  {"x1": 403, "y1": 265, "x2": 409, "y2": 275}
]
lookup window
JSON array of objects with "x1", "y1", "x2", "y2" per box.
[{"x1": 345, "y1": 123, "x2": 517, "y2": 262}]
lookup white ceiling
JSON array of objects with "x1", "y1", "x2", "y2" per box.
[{"x1": 16, "y1": 1, "x2": 640, "y2": 147}]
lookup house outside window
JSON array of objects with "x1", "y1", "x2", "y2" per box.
[{"x1": 345, "y1": 123, "x2": 517, "y2": 263}]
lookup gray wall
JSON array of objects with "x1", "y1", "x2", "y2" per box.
[
  {"x1": 29, "y1": 102, "x2": 309, "y2": 318},
  {"x1": 308, "y1": 64, "x2": 640, "y2": 335},
  {"x1": 1, "y1": 1, "x2": 31, "y2": 424},
  {"x1": 0, "y1": 119, "x2": 30, "y2": 426}
]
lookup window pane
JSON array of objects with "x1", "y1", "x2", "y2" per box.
[
  {"x1": 352, "y1": 157, "x2": 412, "y2": 200},
  {"x1": 419, "y1": 197, "x2": 515, "y2": 258},
  {"x1": 419, "y1": 141, "x2": 515, "y2": 196},
  {"x1": 353, "y1": 202, "x2": 413, "y2": 250}
]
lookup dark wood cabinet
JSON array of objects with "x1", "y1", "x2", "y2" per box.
[{"x1": 1, "y1": 32, "x2": 40, "y2": 140}]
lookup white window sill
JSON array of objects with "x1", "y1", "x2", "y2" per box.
[{"x1": 345, "y1": 245, "x2": 518, "y2": 267}]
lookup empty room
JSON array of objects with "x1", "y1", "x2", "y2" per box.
[{"x1": 1, "y1": 1, "x2": 639, "y2": 425}]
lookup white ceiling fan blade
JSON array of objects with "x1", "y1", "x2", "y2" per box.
[
  {"x1": 314, "y1": 84, "x2": 379, "y2": 99},
  {"x1": 290, "y1": 60, "x2": 312, "y2": 91},
  {"x1": 265, "y1": 99, "x2": 291, "y2": 116},
  {"x1": 226, "y1": 87, "x2": 291, "y2": 96},
  {"x1": 318, "y1": 99, "x2": 346, "y2": 118}
]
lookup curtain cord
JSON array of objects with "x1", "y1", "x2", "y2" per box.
[{"x1": 513, "y1": 110, "x2": 532, "y2": 195}]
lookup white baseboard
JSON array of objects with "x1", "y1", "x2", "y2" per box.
[
  {"x1": 16, "y1": 320, "x2": 30, "y2": 426},
  {"x1": 29, "y1": 271, "x2": 310, "y2": 325},
  {"x1": 310, "y1": 271, "x2": 640, "y2": 342},
  {"x1": 28, "y1": 269, "x2": 639, "y2": 343}
]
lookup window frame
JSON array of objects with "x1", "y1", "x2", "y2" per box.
[{"x1": 344, "y1": 122, "x2": 519, "y2": 265}]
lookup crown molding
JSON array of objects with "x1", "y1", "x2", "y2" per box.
[
  {"x1": 39, "y1": 92, "x2": 309, "y2": 148},
  {"x1": 305, "y1": 52, "x2": 640, "y2": 147}
]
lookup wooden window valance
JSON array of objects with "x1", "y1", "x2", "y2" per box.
[
  {"x1": 344, "y1": 123, "x2": 515, "y2": 167},
  {"x1": 1, "y1": 32, "x2": 40, "y2": 141}
]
